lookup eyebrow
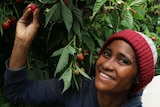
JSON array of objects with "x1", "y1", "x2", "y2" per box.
[
  {"x1": 119, "y1": 53, "x2": 132, "y2": 64},
  {"x1": 104, "y1": 47, "x2": 135, "y2": 64},
  {"x1": 104, "y1": 47, "x2": 111, "y2": 52}
]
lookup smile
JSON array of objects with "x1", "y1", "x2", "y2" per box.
[{"x1": 100, "y1": 72, "x2": 113, "y2": 80}]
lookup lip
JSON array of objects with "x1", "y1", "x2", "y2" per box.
[{"x1": 98, "y1": 71, "x2": 115, "y2": 82}]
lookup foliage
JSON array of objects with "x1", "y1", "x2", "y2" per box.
[{"x1": 0, "y1": 0, "x2": 160, "y2": 106}]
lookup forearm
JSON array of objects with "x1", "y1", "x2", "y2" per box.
[
  {"x1": 4, "y1": 63, "x2": 64, "y2": 105},
  {"x1": 9, "y1": 39, "x2": 31, "y2": 70}
]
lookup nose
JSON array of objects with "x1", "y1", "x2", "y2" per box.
[{"x1": 101, "y1": 58, "x2": 115, "y2": 72}]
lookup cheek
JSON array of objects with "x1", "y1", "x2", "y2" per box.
[
  {"x1": 121, "y1": 65, "x2": 137, "y2": 78},
  {"x1": 95, "y1": 57, "x2": 104, "y2": 75},
  {"x1": 96, "y1": 56, "x2": 105, "y2": 67},
  {"x1": 116, "y1": 68, "x2": 137, "y2": 89}
]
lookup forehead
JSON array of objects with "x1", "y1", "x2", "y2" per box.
[{"x1": 106, "y1": 40, "x2": 136, "y2": 58}]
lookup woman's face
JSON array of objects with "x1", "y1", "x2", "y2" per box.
[{"x1": 95, "y1": 40, "x2": 138, "y2": 94}]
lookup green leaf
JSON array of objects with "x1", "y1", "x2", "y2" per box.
[
  {"x1": 130, "y1": 0, "x2": 147, "y2": 7},
  {"x1": 50, "y1": 3, "x2": 62, "y2": 23},
  {"x1": 73, "y1": 19, "x2": 81, "y2": 37},
  {"x1": 54, "y1": 48, "x2": 69, "y2": 76},
  {"x1": 51, "y1": 48, "x2": 64, "y2": 57},
  {"x1": 60, "y1": 0, "x2": 73, "y2": 33},
  {"x1": 72, "y1": 5, "x2": 83, "y2": 27},
  {"x1": 121, "y1": 9, "x2": 133, "y2": 29},
  {"x1": 90, "y1": 0, "x2": 107, "y2": 19},
  {"x1": 91, "y1": 32, "x2": 104, "y2": 47},
  {"x1": 73, "y1": 74, "x2": 82, "y2": 91},
  {"x1": 72, "y1": 4, "x2": 83, "y2": 37},
  {"x1": 109, "y1": 9, "x2": 120, "y2": 31},
  {"x1": 82, "y1": 35, "x2": 95, "y2": 51},
  {"x1": 59, "y1": 68, "x2": 72, "y2": 93},
  {"x1": 132, "y1": 7, "x2": 146, "y2": 20},
  {"x1": 39, "y1": 0, "x2": 57, "y2": 4},
  {"x1": 54, "y1": 45, "x2": 75, "y2": 76},
  {"x1": 45, "y1": 3, "x2": 62, "y2": 27},
  {"x1": 76, "y1": 66, "x2": 91, "y2": 80},
  {"x1": 67, "y1": 45, "x2": 76, "y2": 55},
  {"x1": 51, "y1": 45, "x2": 75, "y2": 57}
]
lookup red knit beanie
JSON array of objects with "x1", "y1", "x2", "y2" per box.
[{"x1": 99, "y1": 29, "x2": 157, "y2": 93}]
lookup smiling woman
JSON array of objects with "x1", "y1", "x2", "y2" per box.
[
  {"x1": 95, "y1": 40, "x2": 137, "y2": 92},
  {"x1": 3, "y1": 4, "x2": 158, "y2": 107},
  {"x1": 95, "y1": 29, "x2": 157, "y2": 107}
]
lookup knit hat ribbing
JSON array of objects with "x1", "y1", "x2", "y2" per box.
[{"x1": 99, "y1": 29, "x2": 157, "y2": 93}]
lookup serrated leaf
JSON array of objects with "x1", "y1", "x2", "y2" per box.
[
  {"x1": 72, "y1": 5, "x2": 83, "y2": 37},
  {"x1": 50, "y1": 3, "x2": 62, "y2": 23},
  {"x1": 76, "y1": 66, "x2": 91, "y2": 79},
  {"x1": 52, "y1": 45, "x2": 75, "y2": 57},
  {"x1": 60, "y1": 0, "x2": 73, "y2": 33},
  {"x1": 130, "y1": 0, "x2": 146, "y2": 7},
  {"x1": 109, "y1": 10, "x2": 120, "y2": 31},
  {"x1": 121, "y1": 10, "x2": 133, "y2": 29},
  {"x1": 67, "y1": 45, "x2": 76, "y2": 55},
  {"x1": 82, "y1": 35, "x2": 95, "y2": 51},
  {"x1": 73, "y1": 74, "x2": 80, "y2": 90},
  {"x1": 54, "y1": 45, "x2": 75, "y2": 76},
  {"x1": 54, "y1": 47, "x2": 70, "y2": 76},
  {"x1": 73, "y1": 74, "x2": 82, "y2": 91},
  {"x1": 72, "y1": 5, "x2": 83, "y2": 26},
  {"x1": 132, "y1": 7, "x2": 146, "y2": 20},
  {"x1": 90, "y1": 0, "x2": 107, "y2": 19},
  {"x1": 45, "y1": 3, "x2": 62, "y2": 27},
  {"x1": 51, "y1": 48, "x2": 64, "y2": 57},
  {"x1": 59, "y1": 68, "x2": 72, "y2": 93},
  {"x1": 39, "y1": 0, "x2": 57, "y2": 4},
  {"x1": 73, "y1": 19, "x2": 81, "y2": 37},
  {"x1": 45, "y1": 4, "x2": 58, "y2": 27}
]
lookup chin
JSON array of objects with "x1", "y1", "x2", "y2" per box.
[
  {"x1": 95, "y1": 71, "x2": 116, "y2": 92},
  {"x1": 95, "y1": 77, "x2": 109, "y2": 92}
]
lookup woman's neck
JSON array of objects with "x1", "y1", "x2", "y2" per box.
[{"x1": 97, "y1": 90, "x2": 128, "y2": 107}]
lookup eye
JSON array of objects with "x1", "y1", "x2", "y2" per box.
[
  {"x1": 103, "y1": 50, "x2": 111, "y2": 58},
  {"x1": 118, "y1": 57, "x2": 131, "y2": 65}
]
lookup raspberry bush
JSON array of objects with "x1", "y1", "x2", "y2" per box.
[{"x1": 0, "y1": 0, "x2": 160, "y2": 106}]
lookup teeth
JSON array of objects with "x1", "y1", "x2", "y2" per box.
[{"x1": 100, "y1": 72, "x2": 112, "y2": 80}]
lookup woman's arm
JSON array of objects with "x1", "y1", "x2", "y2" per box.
[
  {"x1": 4, "y1": 3, "x2": 64, "y2": 106},
  {"x1": 9, "y1": 3, "x2": 39, "y2": 70},
  {"x1": 4, "y1": 62, "x2": 64, "y2": 105}
]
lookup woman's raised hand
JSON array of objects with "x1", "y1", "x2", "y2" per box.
[
  {"x1": 9, "y1": 4, "x2": 40, "y2": 69},
  {"x1": 15, "y1": 3, "x2": 40, "y2": 46}
]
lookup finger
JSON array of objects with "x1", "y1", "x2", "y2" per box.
[
  {"x1": 33, "y1": 8, "x2": 40, "y2": 27},
  {"x1": 23, "y1": 3, "x2": 34, "y2": 13},
  {"x1": 20, "y1": 8, "x2": 32, "y2": 21}
]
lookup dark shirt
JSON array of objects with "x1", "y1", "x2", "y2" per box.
[{"x1": 4, "y1": 60, "x2": 142, "y2": 107}]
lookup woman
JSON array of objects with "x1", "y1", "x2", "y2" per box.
[{"x1": 4, "y1": 4, "x2": 157, "y2": 107}]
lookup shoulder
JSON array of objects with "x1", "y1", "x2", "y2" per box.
[
  {"x1": 82, "y1": 77, "x2": 95, "y2": 88},
  {"x1": 121, "y1": 91, "x2": 142, "y2": 107}
]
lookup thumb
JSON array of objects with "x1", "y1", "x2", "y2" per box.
[{"x1": 20, "y1": 8, "x2": 32, "y2": 22}]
